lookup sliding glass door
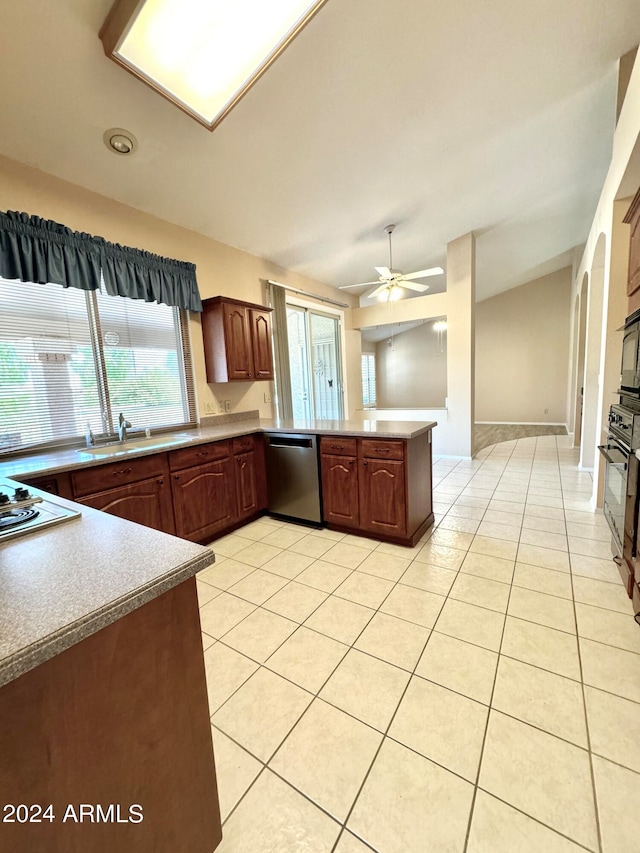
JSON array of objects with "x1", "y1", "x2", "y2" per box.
[{"x1": 286, "y1": 305, "x2": 343, "y2": 420}]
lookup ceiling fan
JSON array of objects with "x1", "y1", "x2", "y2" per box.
[{"x1": 339, "y1": 224, "x2": 444, "y2": 301}]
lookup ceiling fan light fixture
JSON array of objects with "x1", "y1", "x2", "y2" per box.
[
  {"x1": 388, "y1": 284, "x2": 403, "y2": 302},
  {"x1": 100, "y1": 0, "x2": 328, "y2": 130}
]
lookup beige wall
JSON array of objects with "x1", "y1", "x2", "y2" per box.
[
  {"x1": 475, "y1": 267, "x2": 572, "y2": 423},
  {"x1": 375, "y1": 322, "x2": 447, "y2": 408},
  {"x1": 0, "y1": 154, "x2": 357, "y2": 420},
  {"x1": 351, "y1": 232, "x2": 475, "y2": 457}
]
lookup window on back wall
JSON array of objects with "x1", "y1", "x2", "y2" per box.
[
  {"x1": 361, "y1": 352, "x2": 376, "y2": 408},
  {"x1": 0, "y1": 278, "x2": 197, "y2": 454}
]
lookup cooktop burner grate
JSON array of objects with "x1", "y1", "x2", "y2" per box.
[{"x1": 0, "y1": 507, "x2": 41, "y2": 530}]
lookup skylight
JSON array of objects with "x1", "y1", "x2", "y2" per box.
[{"x1": 100, "y1": 0, "x2": 327, "y2": 130}]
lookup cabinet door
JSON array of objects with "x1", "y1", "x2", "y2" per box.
[
  {"x1": 359, "y1": 458, "x2": 406, "y2": 537},
  {"x1": 223, "y1": 304, "x2": 253, "y2": 380},
  {"x1": 77, "y1": 476, "x2": 175, "y2": 534},
  {"x1": 321, "y1": 453, "x2": 359, "y2": 527},
  {"x1": 171, "y1": 458, "x2": 237, "y2": 542},
  {"x1": 627, "y1": 210, "x2": 640, "y2": 296},
  {"x1": 235, "y1": 450, "x2": 259, "y2": 520},
  {"x1": 250, "y1": 309, "x2": 274, "y2": 380},
  {"x1": 22, "y1": 472, "x2": 73, "y2": 500}
]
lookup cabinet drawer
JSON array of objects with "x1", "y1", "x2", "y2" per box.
[
  {"x1": 361, "y1": 439, "x2": 404, "y2": 460},
  {"x1": 232, "y1": 434, "x2": 256, "y2": 455},
  {"x1": 320, "y1": 436, "x2": 357, "y2": 456},
  {"x1": 169, "y1": 440, "x2": 231, "y2": 471},
  {"x1": 72, "y1": 454, "x2": 167, "y2": 497}
]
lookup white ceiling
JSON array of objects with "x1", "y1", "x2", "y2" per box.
[{"x1": 1, "y1": 0, "x2": 640, "y2": 301}]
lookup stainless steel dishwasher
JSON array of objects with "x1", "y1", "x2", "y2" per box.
[{"x1": 263, "y1": 433, "x2": 322, "y2": 524}]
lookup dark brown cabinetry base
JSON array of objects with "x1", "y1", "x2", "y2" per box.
[
  {"x1": 320, "y1": 432, "x2": 434, "y2": 546},
  {"x1": 0, "y1": 578, "x2": 221, "y2": 853}
]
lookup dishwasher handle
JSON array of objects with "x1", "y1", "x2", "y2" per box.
[{"x1": 266, "y1": 435, "x2": 314, "y2": 449}]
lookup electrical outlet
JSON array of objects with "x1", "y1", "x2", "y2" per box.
[
  {"x1": 225, "y1": 400, "x2": 231, "y2": 412},
  {"x1": 218, "y1": 401, "x2": 225, "y2": 413},
  {"x1": 205, "y1": 401, "x2": 216, "y2": 414},
  {"x1": 264, "y1": 391, "x2": 272, "y2": 404}
]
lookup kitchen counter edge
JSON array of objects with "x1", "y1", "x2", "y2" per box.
[{"x1": 0, "y1": 417, "x2": 437, "y2": 480}]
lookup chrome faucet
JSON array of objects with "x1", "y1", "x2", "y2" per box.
[{"x1": 118, "y1": 412, "x2": 132, "y2": 443}]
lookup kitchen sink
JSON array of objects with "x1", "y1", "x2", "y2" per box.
[{"x1": 77, "y1": 433, "x2": 194, "y2": 457}]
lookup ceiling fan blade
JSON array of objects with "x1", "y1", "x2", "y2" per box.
[
  {"x1": 401, "y1": 281, "x2": 430, "y2": 293},
  {"x1": 366, "y1": 284, "x2": 391, "y2": 299},
  {"x1": 400, "y1": 266, "x2": 445, "y2": 281},
  {"x1": 338, "y1": 280, "x2": 381, "y2": 290},
  {"x1": 374, "y1": 266, "x2": 392, "y2": 279}
]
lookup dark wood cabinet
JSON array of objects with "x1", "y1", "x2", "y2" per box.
[
  {"x1": 321, "y1": 453, "x2": 359, "y2": 527},
  {"x1": 0, "y1": 578, "x2": 222, "y2": 853},
  {"x1": 360, "y1": 457, "x2": 407, "y2": 537},
  {"x1": 320, "y1": 432, "x2": 433, "y2": 546},
  {"x1": 624, "y1": 188, "x2": 640, "y2": 298},
  {"x1": 22, "y1": 472, "x2": 73, "y2": 500},
  {"x1": 169, "y1": 434, "x2": 267, "y2": 542},
  {"x1": 232, "y1": 434, "x2": 267, "y2": 521},
  {"x1": 201, "y1": 296, "x2": 274, "y2": 383},
  {"x1": 171, "y1": 457, "x2": 237, "y2": 542},
  {"x1": 72, "y1": 454, "x2": 175, "y2": 534},
  {"x1": 76, "y1": 475, "x2": 175, "y2": 534},
  {"x1": 250, "y1": 309, "x2": 274, "y2": 379},
  {"x1": 38, "y1": 434, "x2": 270, "y2": 544},
  {"x1": 235, "y1": 451, "x2": 259, "y2": 519}
]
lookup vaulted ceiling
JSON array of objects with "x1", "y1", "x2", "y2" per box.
[{"x1": 1, "y1": 0, "x2": 640, "y2": 301}]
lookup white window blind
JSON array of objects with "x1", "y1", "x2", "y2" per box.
[
  {"x1": 362, "y1": 353, "x2": 376, "y2": 407},
  {"x1": 0, "y1": 278, "x2": 196, "y2": 454}
]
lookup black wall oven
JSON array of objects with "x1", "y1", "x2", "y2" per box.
[
  {"x1": 599, "y1": 405, "x2": 640, "y2": 594},
  {"x1": 620, "y1": 308, "x2": 640, "y2": 395}
]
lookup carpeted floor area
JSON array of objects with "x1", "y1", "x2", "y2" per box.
[{"x1": 474, "y1": 423, "x2": 568, "y2": 454}]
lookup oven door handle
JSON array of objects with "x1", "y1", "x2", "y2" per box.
[{"x1": 598, "y1": 444, "x2": 628, "y2": 468}]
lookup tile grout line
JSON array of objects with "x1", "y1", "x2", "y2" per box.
[
  {"x1": 205, "y1": 435, "x2": 630, "y2": 849},
  {"x1": 462, "y1": 433, "x2": 529, "y2": 853},
  {"x1": 561, "y1": 440, "x2": 605, "y2": 853}
]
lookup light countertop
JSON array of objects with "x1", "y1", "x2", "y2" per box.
[
  {"x1": 0, "y1": 479, "x2": 214, "y2": 688},
  {"x1": 0, "y1": 413, "x2": 437, "y2": 481},
  {"x1": 0, "y1": 411, "x2": 437, "y2": 686}
]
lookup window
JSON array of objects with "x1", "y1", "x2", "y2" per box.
[
  {"x1": 362, "y1": 353, "x2": 376, "y2": 407},
  {"x1": 0, "y1": 278, "x2": 196, "y2": 454}
]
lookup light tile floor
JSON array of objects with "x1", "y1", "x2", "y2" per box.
[{"x1": 196, "y1": 434, "x2": 640, "y2": 852}]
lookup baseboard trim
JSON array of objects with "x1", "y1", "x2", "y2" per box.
[{"x1": 475, "y1": 421, "x2": 567, "y2": 427}]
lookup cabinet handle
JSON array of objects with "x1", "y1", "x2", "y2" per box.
[
  {"x1": 363, "y1": 461, "x2": 368, "y2": 467},
  {"x1": 375, "y1": 447, "x2": 390, "y2": 454},
  {"x1": 331, "y1": 444, "x2": 344, "y2": 450},
  {"x1": 174, "y1": 475, "x2": 180, "y2": 481},
  {"x1": 196, "y1": 451, "x2": 209, "y2": 457},
  {"x1": 112, "y1": 467, "x2": 132, "y2": 476},
  {"x1": 157, "y1": 478, "x2": 164, "y2": 485}
]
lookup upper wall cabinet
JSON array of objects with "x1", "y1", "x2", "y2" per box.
[
  {"x1": 201, "y1": 296, "x2": 274, "y2": 383},
  {"x1": 624, "y1": 187, "x2": 640, "y2": 298}
]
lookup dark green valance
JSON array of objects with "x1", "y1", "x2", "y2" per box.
[{"x1": 0, "y1": 211, "x2": 202, "y2": 312}]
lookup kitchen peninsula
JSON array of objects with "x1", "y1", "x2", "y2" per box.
[
  {"x1": 0, "y1": 413, "x2": 437, "y2": 548},
  {"x1": 0, "y1": 484, "x2": 221, "y2": 853},
  {"x1": 0, "y1": 412, "x2": 436, "y2": 850}
]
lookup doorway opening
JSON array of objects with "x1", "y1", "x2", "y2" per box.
[{"x1": 286, "y1": 305, "x2": 344, "y2": 420}]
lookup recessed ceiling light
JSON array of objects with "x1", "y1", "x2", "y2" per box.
[
  {"x1": 100, "y1": 0, "x2": 328, "y2": 131},
  {"x1": 103, "y1": 128, "x2": 138, "y2": 155}
]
